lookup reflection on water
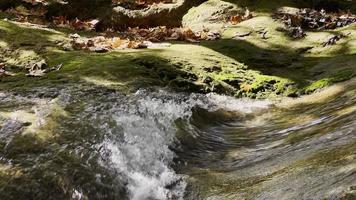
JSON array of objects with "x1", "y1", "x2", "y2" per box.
[{"x1": 0, "y1": 80, "x2": 355, "y2": 200}]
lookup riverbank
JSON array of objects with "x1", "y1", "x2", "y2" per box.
[{"x1": 1, "y1": 0, "x2": 355, "y2": 99}]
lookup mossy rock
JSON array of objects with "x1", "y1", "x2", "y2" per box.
[
  {"x1": 182, "y1": 0, "x2": 242, "y2": 31},
  {"x1": 1, "y1": 0, "x2": 356, "y2": 99}
]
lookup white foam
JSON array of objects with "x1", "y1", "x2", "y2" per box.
[
  {"x1": 97, "y1": 90, "x2": 271, "y2": 200},
  {"x1": 204, "y1": 93, "x2": 271, "y2": 113}
]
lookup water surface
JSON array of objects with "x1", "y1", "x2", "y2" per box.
[{"x1": 0, "y1": 80, "x2": 355, "y2": 200}]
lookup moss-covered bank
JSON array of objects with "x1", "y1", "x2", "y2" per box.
[{"x1": 0, "y1": 0, "x2": 355, "y2": 98}]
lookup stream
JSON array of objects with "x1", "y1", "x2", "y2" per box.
[{"x1": 0, "y1": 80, "x2": 355, "y2": 200}]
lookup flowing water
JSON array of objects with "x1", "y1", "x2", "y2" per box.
[{"x1": 0, "y1": 80, "x2": 355, "y2": 200}]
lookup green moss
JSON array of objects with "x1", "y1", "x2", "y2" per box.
[
  {"x1": 1, "y1": 2, "x2": 356, "y2": 98},
  {"x1": 0, "y1": 19, "x2": 291, "y2": 98},
  {"x1": 333, "y1": 68, "x2": 354, "y2": 82},
  {"x1": 0, "y1": 19, "x2": 67, "y2": 69},
  {"x1": 182, "y1": 0, "x2": 242, "y2": 31},
  {"x1": 304, "y1": 78, "x2": 333, "y2": 93},
  {"x1": 1, "y1": 51, "x2": 167, "y2": 92},
  {"x1": 304, "y1": 68, "x2": 354, "y2": 93}
]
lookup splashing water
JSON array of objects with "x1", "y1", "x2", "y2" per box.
[{"x1": 93, "y1": 90, "x2": 271, "y2": 200}]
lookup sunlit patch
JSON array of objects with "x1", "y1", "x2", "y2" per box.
[
  {"x1": 81, "y1": 76, "x2": 126, "y2": 87},
  {"x1": 334, "y1": 104, "x2": 356, "y2": 116},
  {"x1": 0, "y1": 110, "x2": 37, "y2": 124},
  {"x1": 5, "y1": 49, "x2": 40, "y2": 66},
  {"x1": 0, "y1": 163, "x2": 23, "y2": 178},
  {"x1": 0, "y1": 96, "x2": 67, "y2": 140},
  {"x1": 337, "y1": 163, "x2": 356, "y2": 174},
  {"x1": 0, "y1": 40, "x2": 8, "y2": 48},
  {"x1": 8, "y1": 20, "x2": 64, "y2": 35}
]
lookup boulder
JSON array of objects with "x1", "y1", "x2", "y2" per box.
[
  {"x1": 112, "y1": 0, "x2": 207, "y2": 27},
  {"x1": 182, "y1": 0, "x2": 242, "y2": 32}
]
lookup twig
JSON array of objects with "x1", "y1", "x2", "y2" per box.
[{"x1": 233, "y1": 31, "x2": 253, "y2": 38}]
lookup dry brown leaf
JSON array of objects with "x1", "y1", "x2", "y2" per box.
[
  {"x1": 229, "y1": 15, "x2": 243, "y2": 25},
  {"x1": 110, "y1": 37, "x2": 123, "y2": 49}
]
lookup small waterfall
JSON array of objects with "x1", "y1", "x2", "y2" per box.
[
  {"x1": 5, "y1": 84, "x2": 353, "y2": 200},
  {"x1": 84, "y1": 89, "x2": 270, "y2": 200}
]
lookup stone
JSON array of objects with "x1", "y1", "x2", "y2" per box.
[{"x1": 182, "y1": 0, "x2": 242, "y2": 32}]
